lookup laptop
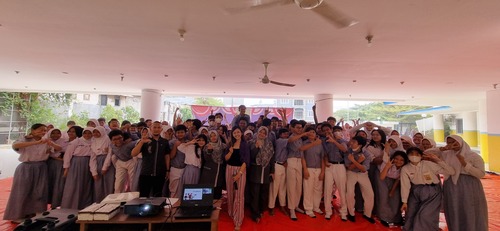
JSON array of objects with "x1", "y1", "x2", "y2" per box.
[{"x1": 174, "y1": 184, "x2": 214, "y2": 219}]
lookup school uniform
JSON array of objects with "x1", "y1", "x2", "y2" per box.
[
  {"x1": 47, "y1": 136, "x2": 69, "y2": 208},
  {"x1": 286, "y1": 135, "x2": 303, "y2": 211},
  {"x1": 111, "y1": 141, "x2": 137, "y2": 193},
  {"x1": 400, "y1": 160, "x2": 455, "y2": 231},
  {"x1": 345, "y1": 148, "x2": 374, "y2": 218},
  {"x1": 302, "y1": 140, "x2": 324, "y2": 216},
  {"x1": 377, "y1": 155, "x2": 403, "y2": 224},
  {"x1": 323, "y1": 137, "x2": 348, "y2": 219},
  {"x1": 61, "y1": 137, "x2": 94, "y2": 210},
  {"x1": 3, "y1": 136, "x2": 50, "y2": 220},
  {"x1": 268, "y1": 138, "x2": 288, "y2": 209},
  {"x1": 178, "y1": 143, "x2": 202, "y2": 185},
  {"x1": 169, "y1": 139, "x2": 187, "y2": 198}
]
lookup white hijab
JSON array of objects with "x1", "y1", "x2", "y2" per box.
[
  {"x1": 388, "y1": 135, "x2": 405, "y2": 155},
  {"x1": 91, "y1": 126, "x2": 110, "y2": 154},
  {"x1": 161, "y1": 125, "x2": 173, "y2": 139},
  {"x1": 444, "y1": 135, "x2": 476, "y2": 184}
]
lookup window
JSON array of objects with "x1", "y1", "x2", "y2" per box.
[
  {"x1": 307, "y1": 110, "x2": 314, "y2": 117},
  {"x1": 100, "y1": 95, "x2": 107, "y2": 106},
  {"x1": 114, "y1": 96, "x2": 121, "y2": 106},
  {"x1": 456, "y1": 118, "x2": 463, "y2": 134},
  {"x1": 294, "y1": 99, "x2": 304, "y2": 106},
  {"x1": 83, "y1": 94, "x2": 90, "y2": 101},
  {"x1": 279, "y1": 99, "x2": 290, "y2": 104},
  {"x1": 294, "y1": 108, "x2": 304, "y2": 120},
  {"x1": 306, "y1": 99, "x2": 314, "y2": 104}
]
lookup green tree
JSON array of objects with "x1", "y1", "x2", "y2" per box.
[
  {"x1": 194, "y1": 97, "x2": 224, "y2": 106},
  {"x1": 68, "y1": 111, "x2": 91, "y2": 127},
  {"x1": 333, "y1": 102, "x2": 427, "y2": 123},
  {"x1": 122, "y1": 106, "x2": 140, "y2": 122},
  {"x1": 0, "y1": 92, "x2": 73, "y2": 128},
  {"x1": 179, "y1": 106, "x2": 194, "y2": 120},
  {"x1": 100, "y1": 105, "x2": 124, "y2": 121}
]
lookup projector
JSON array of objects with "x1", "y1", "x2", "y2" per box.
[{"x1": 123, "y1": 197, "x2": 166, "y2": 216}]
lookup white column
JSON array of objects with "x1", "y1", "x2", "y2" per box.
[
  {"x1": 314, "y1": 94, "x2": 334, "y2": 122},
  {"x1": 462, "y1": 111, "x2": 478, "y2": 147},
  {"x1": 140, "y1": 89, "x2": 162, "y2": 121},
  {"x1": 432, "y1": 114, "x2": 445, "y2": 142},
  {"x1": 485, "y1": 90, "x2": 500, "y2": 172}
]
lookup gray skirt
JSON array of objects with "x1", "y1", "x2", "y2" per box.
[
  {"x1": 47, "y1": 158, "x2": 65, "y2": 208},
  {"x1": 3, "y1": 161, "x2": 48, "y2": 220},
  {"x1": 443, "y1": 175, "x2": 488, "y2": 231},
  {"x1": 377, "y1": 177, "x2": 402, "y2": 223},
  {"x1": 181, "y1": 164, "x2": 201, "y2": 185},
  {"x1": 61, "y1": 156, "x2": 93, "y2": 210},
  {"x1": 93, "y1": 155, "x2": 115, "y2": 203},
  {"x1": 404, "y1": 183, "x2": 442, "y2": 231}
]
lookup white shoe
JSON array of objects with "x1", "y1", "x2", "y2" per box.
[
  {"x1": 295, "y1": 208, "x2": 305, "y2": 214},
  {"x1": 306, "y1": 212, "x2": 316, "y2": 218},
  {"x1": 314, "y1": 209, "x2": 324, "y2": 215}
]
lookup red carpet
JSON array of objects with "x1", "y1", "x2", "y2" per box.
[{"x1": 2, "y1": 174, "x2": 500, "y2": 231}]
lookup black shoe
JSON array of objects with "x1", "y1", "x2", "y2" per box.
[
  {"x1": 347, "y1": 214, "x2": 356, "y2": 222},
  {"x1": 341, "y1": 217, "x2": 347, "y2": 222},
  {"x1": 380, "y1": 220, "x2": 390, "y2": 227},
  {"x1": 363, "y1": 215, "x2": 375, "y2": 224}
]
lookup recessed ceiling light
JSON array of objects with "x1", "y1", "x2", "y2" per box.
[
  {"x1": 164, "y1": 74, "x2": 168, "y2": 78},
  {"x1": 62, "y1": 72, "x2": 69, "y2": 74},
  {"x1": 306, "y1": 79, "x2": 310, "y2": 82},
  {"x1": 94, "y1": 88, "x2": 97, "y2": 90},
  {"x1": 24, "y1": 86, "x2": 28, "y2": 88},
  {"x1": 352, "y1": 80, "x2": 357, "y2": 83},
  {"x1": 15, "y1": 71, "x2": 20, "y2": 74}
]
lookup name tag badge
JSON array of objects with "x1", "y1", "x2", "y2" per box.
[{"x1": 423, "y1": 171, "x2": 433, "y2": 183}]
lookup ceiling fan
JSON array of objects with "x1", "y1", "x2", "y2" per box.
[
  {"x1": 225, "y1": 0, "x2": 358, "y2": 29},
  {"x1": 261, "y1": 62, "x2": 295, "y2": 87}
]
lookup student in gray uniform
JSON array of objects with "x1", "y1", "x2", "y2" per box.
[
  {"x1": 299, "y1": 127, "x2": 325, "y2": 218},
  {"x1": 431, "y1": 135, "x2": 488, "y2": 231},
  {"x1": 90, "y1": 126, "x2": 114, "y2": 203},
  {"x1": 248, "y1": 126, "x2": 275, "y2": 223},
  {"x1": 400, "y1": 147, "x2": 455, "y2": 231},
  {"x1": 322, "y1": 124, "x2": 348, "y2": 221},
  {"x1": 61, "y1": 127, "x2": 94, "y2": 209},
  {"x1": 378, "y1": 150, "x2": 408, "y2": 227},
  {"x1": 45, "y1": 128, "x2": 69, "y2": 209},
  {"x1": 108, "y1": 129, "x2": 137, "y2": 193},
  {"x1": 286, "y1": 120, "x2": 306, "y2": 220},
  {"x1": 345, "y1": 136, "x2": 375, "y2": 223},
  {"x1": 169, "y1": 124, "x2": 189, "y2": 198},
  {"x1": 268, "y1": 128, "x2": 290, "y2": 216},
  {"x1": 4, "y1": 124, "x2": 61, "y2": 221}
]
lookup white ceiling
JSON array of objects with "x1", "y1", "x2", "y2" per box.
[{"x1": 1, "y1": 0, "x2": 499, "y2": 110}]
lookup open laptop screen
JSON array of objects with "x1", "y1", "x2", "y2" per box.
[{"x1": 181, "y1": 184, "x2": 214, "y2": 207}]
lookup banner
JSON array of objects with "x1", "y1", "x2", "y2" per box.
[{"x1": 190, "y1": 105, "x2": 294, "y2": 125}]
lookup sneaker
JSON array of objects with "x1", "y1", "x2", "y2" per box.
[
  {"x1": 306, "y1": 212, "x2": 316, "y2": 218},
  {"x1": 295, "y1": 208, "x2": 306, "y2": 214},
  {"x1": 347, "y1": 214, "x2": 356, "y2": 222},
  {"x1": 290, "y1": 210, "x2": 298, "y2": 221},
  {"x1": 313, "y1": 209, "x2": 324, "y2": 215},
  {"x1": 363, "y1": 215, "x2": 375, "y2": 224},
  {"x1": 325, "y1": 214, "x2": 331, "y2": 220}
]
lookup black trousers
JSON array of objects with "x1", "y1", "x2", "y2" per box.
[
  {"x1": 139, "y1": 175, "x2": 165, "y2": 197},
  {"x1": 249, "y1": 182, "x2": 270, "y2": 220}
]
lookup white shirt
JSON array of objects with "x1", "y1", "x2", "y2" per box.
[
  {"x1": 178, "y1": 143, "x2": 202, "y2": 168},
  {"x1": 400, "y1": 160, "x2": 455, "y2": 203}
]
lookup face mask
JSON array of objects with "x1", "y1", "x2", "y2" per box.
[
  {"x1": 409, "y1": 156, "x2": 421, "y2": 163},
  {"x1": 215, "y1": 118, "x2": 222, "y2": 123}
]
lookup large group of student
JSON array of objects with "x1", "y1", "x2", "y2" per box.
[{"x1": 3, "y1": 104, "x2": 488, "y2": 231}]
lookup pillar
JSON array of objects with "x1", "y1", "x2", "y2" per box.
[
  {"x1": 140, "y1": 89, "x2": 162, "y2": 121},
  {"x1": 462, "y1": 111, "x2": 478, "y2": 147},
  {"x1": 478, "y1": 99, "x2": 488, "y2": 165},
  {"x1": 486, "y1": 90, "x2": 500, "y2": 172},
  {"x1": 433, "y1": 114, "x2": 445, "y2": 142},
  {"x1": 314, "y1": 94, "x2": 334, "y2": 122}
]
